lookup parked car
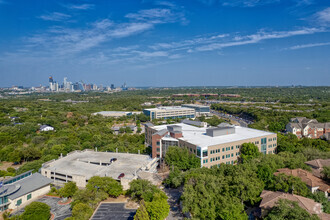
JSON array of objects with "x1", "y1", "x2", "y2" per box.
[
  {"x1": 118, "y1": 173, "x2": 125, "y2": 179},
  {"x1": 110, "y1": 158, "x2": 117, "y2": 163}
]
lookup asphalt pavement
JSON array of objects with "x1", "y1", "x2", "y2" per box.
[{"x1": 91, "y1": 203, "x2": 136, "y2": 220}]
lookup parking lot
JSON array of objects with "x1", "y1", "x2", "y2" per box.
[
  {"x1": 12, "y1": 196, "x2": 72, "y2": 220},
  {"x1": 91, "y1": 203, "x2": 136, "y2": 220}
]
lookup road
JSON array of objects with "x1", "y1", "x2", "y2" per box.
[{"x1": 210, "y1": 110, "x2": 253, "y2": 127}]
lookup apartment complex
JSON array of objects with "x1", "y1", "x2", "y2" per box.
[
  {"x1": 143, "y1": 106, "x2": 195, "y2": 120},
  {"x1": 41, "y1": 150, "x2": 158, "y2": 190},
  {"x1": 181, "y1": 104, "x2": 210, "y2": 116},
  {"x1": 145, "y1": 122, "x2": 277, "y2": 167},
  {"x1": 286, "y1": 117, "x2": 330, "y2": 139}
]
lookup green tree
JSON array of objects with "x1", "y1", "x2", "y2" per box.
[
  {"x1": 240, "y1": 143, "x2": 261, "y2": 163},
  {"x1": 165, "y1": 146, "x2": 200, "y2": 171},
  {"x1": 71, "y1": 203, "x2": 93, "y2": 220},
  {"x1": 321, "y1": 166, "x2": 330, "y2": 183},
  {"x1": 21, "y1": 202, "x2": 50, "y2": 220},
  {"x1": 271, "y1": 173, "x2": 310, "y2": 197},
  {"x1": 128, "y1": 179, "x2": 158, "y2": 202},
  {"x1": 86, "y1": 176, "x2": 123, "y2": 197},
  {"x1": 265, "y1": 199, "x2": 319, "y2": 220},
  {"x1": 145, "y1": 192, "x2": 170, "y2": 220},
  {"x1": 59, "y1": 182, "x2": 78, "y2": 198},
  {"x1": 134, "y1": 200, "x2": 150, "y2": 220}
]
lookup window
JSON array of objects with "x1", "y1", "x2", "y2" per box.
[
  {"x1": 231, "y1": 153, "x2": 233, "y2": 157},
  {"x1": 222, "y1": 155, "x2": 224, "y2": 159},
  {"x1": 222, "y1": 148, "x2": 225, "y2": 152},
  {"x1": 156, "y1": 148, "x2": 160, "y2": 152},
  {"x1": 156, "y1": 141, "x2": 160, "y2": 146},
  {"x1": 27, "y1": 194, "x2": 32, "y2": 200},
  {"x1": 231, "y1": 146, "x2": 233, "y2": 150},
  {"x1": 16, "y1": 199, "x2": 22, "y2": 206},
  {"x1": 203, "y1": 150, "x2": 208, "y2": 157}
]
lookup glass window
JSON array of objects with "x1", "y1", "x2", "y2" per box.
[
  {"x1": 202, "y1": 150, "x2": 208, "y2": 157},
  {"x1": 231, "y1": 146, "x2": 233, "y2": 150},
  {"x1": 16, "y1": 199, "x2": 22, "y2": 206},
  {"x1": 27, "y1": 194, "x2": 32, "y2": 200}
]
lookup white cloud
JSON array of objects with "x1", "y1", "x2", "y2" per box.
[
  {"x1": 66, "y1": 4, "x2": 94, "y2": 10},
  {"x1": 126, "y1": 8, "x2": 187, "y2": 24},
  {"x1": 39, "y1": 12, "x2": 71, "y2": 21},
  {"x1": 196, "y1": 28, "x2": 325, "y2": 51},
  {"x1": 286, "y1": 42, "x2": 330, "y2": 50},
  {"x1": 315, "y1": 7, "x2": 330, "y2": 25}
]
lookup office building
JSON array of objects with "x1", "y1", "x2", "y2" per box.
[
  {"x1": 92, "y1": 111, "x2": 141, "y2": 118},
  {"x1": 145, "y1": 122, "x2": 277, "y2": 167},
  {"x1": 41, "y1": 150, "x2": 158, "y2": 190},
  {"x1": 0, "y1": 171, "x2": 52, "y2": 211},
  {"x1": 143, "y1": 106, "x2": 195, "y2": 120},
  {"x1": 181, "y1": 104, "x2": 210, "y2": 116}
]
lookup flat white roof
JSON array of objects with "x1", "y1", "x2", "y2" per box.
[
  {"x1": 42, "y1": 151, "x2": 155, "y2": 180},
  {"x1": 182, "y1": 104, "x2": 210, "y2": 108},
  {"x1": 153, "y1": 123, "x2": 274, "y2": 149},
  {"x1": 144, "y1": 106, "x2": 194, "y2": 111}
]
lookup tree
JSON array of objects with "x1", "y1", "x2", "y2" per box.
[
  {"x1": 164, "y1": 146, "x2": 200, "y2": 171},
  {"x1": 71, "y1": 203, "x2": 93, "y2": 220},
  {"x1": 164, "y1": 167, "x2": 184, "y2": 188},
  {"x1": 321, "y1": 166, "x2": 330, "y2": 183},
  {"x1": 86, "y1": 176, "x2": 123, "y2": 197},
  {"x1": 134, "y1": 200, "x2": 150, "y2": 220},
  {"x1": 128, "y1": 179, "x2": 158, "y2": 202},
  {"x1": 145, "y1": 192, "x2": 170, "y2": 220},
  {"x1": 265, "y1": 199, "x2": 319, "y2": 220},
  {"x1": 58, "y1": 182, "x2": 78, "y2": 198},
  {"x1": 21, "y1": 202, "x2": 50, "y2": 220},
  {"x1": 240, "y1": 143, "x2": 261, "y2": 163},
  {"x1": 271, "y1": 173, "x2": 310, "y2": 197}
]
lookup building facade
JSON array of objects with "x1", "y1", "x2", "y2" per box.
[
  {"x1": 286, "y1": 117, "x2": 330, "y2": 139},
  {"x1": 145, "y1": 122, "x2": 277, "y2": 167},
  {"x1": 181, "y1": 104, "x2": 210, "y2": 116},
  {"x1": 0, "y1": 171, "x2": 52, "y2": 211},
  {"x1": 143, "y1": 107, "x2": 195, "y2": 120}
]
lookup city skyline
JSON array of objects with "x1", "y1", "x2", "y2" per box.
[{"x1": 0, "y1": 0, "x2": 330, "y2": 87}]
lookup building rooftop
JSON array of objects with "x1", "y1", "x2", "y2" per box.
[
  {"x1": 152, "y1": 123, "x2": 274, "y2": 149},
  {"x1": 274, "y1": 168, "x2": 330, "y2": 193},
  {"x1": 42, "y1": 150, "x2": 156, "y2": 181},
  {"x1": 259, "y1": 190, "x2": 330, "y2": 219},
  {"x1": 144, "y1": 106, "x2": 194, "y2": 111},
  {"x1": 182, "y1": 104, "x2": 209, "y2": 108},
  {"x1": 0, "y1": 172, "x2": 52, "y2": 200}
]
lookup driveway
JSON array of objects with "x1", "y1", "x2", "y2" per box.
[{"x1": 12, "y1": 196, "x2": 72, "y2": 220}]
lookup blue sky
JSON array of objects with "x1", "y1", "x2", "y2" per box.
[{"x1": 0, "y1": 0, "x2": 329, "y2": 87}]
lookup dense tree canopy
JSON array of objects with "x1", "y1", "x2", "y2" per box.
[
  {"x1": 20, "y1": 202, "x2": 50, "y2": 220},
  {"x1": 164, "y1": 146, "x2": 200, "y2": 170}
]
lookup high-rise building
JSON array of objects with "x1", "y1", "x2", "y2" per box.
[{"x1": 111, "y1": 84, "x2": 115, "y2": 90}]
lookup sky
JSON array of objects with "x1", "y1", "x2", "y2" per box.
[{"x1": 0, "y1": 0, "x2": 330, "y2": 87}]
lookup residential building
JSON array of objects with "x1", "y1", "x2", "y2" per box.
[
  {"x1": 145, "y1": 122, "x2": 277, "y2": 167},
  {"x1": 274, "y1": 168, "x2": 329, "y2": 197},
  {"x1": 40, "y1": 125, "x2": 54, "y2": 132},
  {"x1": 143, "y1": 106, "x2": 195, "y2": 120},
  {"x1": 41, "y1": 150, "x2": 158, "y2": 190},
  {"x1": 259, "y1": 190, "x2": 330, "y2": 220},
  {"x1": 286, "y1": 117, "x2": 330, "y2": 139},
  {"x1": 305, "y1": 159, "x2": 330, "y2": 178},
  {"x1": 0, "y1": 171, "x2": 52, "y2": 211},
  {"x1": 181, "y1": 104, "x2": 210, "y2": 116}
]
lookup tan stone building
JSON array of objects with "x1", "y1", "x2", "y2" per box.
[
  {"x1": 0, "y1": 171, "x2": 52, "y2": 212},
  {"x1": 145, "y1": 122, "x2": 277, "y2": 167}
]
